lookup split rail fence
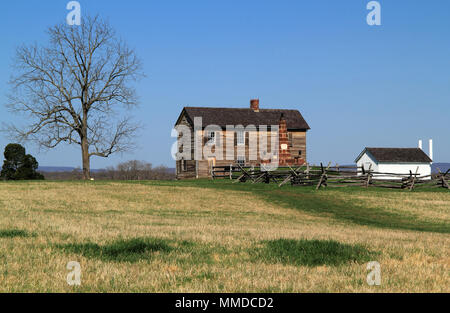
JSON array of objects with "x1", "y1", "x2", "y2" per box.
[{"x1": 211, "y1": 163, "x2": 450, "y2": 190}]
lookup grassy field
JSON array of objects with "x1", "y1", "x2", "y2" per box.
[{"x1": 0, "y1": 179, "x2": 448, "y2": 292}]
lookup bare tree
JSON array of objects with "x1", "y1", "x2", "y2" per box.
[{"x1": 4, "y1": 16, "x2": 144, "y2": 179}]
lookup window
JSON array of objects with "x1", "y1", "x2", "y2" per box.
[
  {"x1": 206, "y1": 131, "x2": 216, "y2": 145},
  {"x1": 237, "y1": 155, "x2": 245, "y2": 166},
  {"x1": 288, "y1": 133, "x2": 293, "y2": 147},
  {"x1": 181, "y1": 159, "x2": 187, "y2": 172},
  {"x1": 237, "y1": 131, "x2": 245, "y2": 146}
]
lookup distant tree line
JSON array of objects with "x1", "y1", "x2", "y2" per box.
[
  {"x1": 0, "y1": 143, "x2": 173, "y2": 181},
  {"x1": 102, "y1": 160, "x2": 174, "y2": 180},
  {"x1": 42, "y1": 160, "x2": 174, "y2": 181}
]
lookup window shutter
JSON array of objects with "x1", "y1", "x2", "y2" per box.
[{"x1": 234, "y1": 132, "x2": 237, "y2": 146}]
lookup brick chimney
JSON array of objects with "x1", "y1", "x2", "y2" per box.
[
  {"x1": 278, "y1": 113, "x2": 291, "y2": 166},
  {"x1": 250, "y1": 99, "x2": 259, "y2": 112},
  {"x1": 278, "y1": 113, "x2": 303, "y2": 166}
]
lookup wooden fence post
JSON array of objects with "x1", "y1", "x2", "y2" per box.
[
  {"x1": 437, "y1": 168, "x2": 450, "y2": 189},
  {"x1": 316, "y1": 162, "x2": 331, "y2": 190},
  {"x1": 365, "y1": 164, "x2": 372, "y2": 188},
  {"x1": 409, "y1": 166, "x2": 419, "y2": 191}
]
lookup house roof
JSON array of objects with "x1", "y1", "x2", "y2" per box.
[
  {"x1": 176, "y1": 107, "x2": 310, "y2": 130},
  {"x1": 356, "y1": 148, "x2": 433, "y2": 163}
]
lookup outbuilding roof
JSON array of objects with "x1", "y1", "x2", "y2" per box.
[
  {"x1": 356, "y1": 148, "x2": 433, "y2": 163},
  {"x1": 176, "y1": 107, "x2": 310, "y2": 130}
]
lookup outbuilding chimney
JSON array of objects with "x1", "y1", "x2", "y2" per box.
[
  {"x1": 250, "y1": 99, "x2": 259, "y2": 112},
  {"x1": 418, "y1": 140, "x2": 423, "y2": 150}
]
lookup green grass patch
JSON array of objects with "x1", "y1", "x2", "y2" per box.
[
  {"x1": 266, "y1": 190, "x2": 450, "y2": 234},
  {"x1": 57, "y1": 237, "x2": 218, "y2": 264},
  {"x1": 254, "y1": 239, "x2": 377, "y2": 267},
  {"x1": 58, "y1": 237, "x2": 173, "y2": 262},
  {"x1": 0, "y1": 229, "x2": 34, "y2": 238}
]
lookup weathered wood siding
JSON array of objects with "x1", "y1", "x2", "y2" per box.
[
  {"x1": 289, "y1": 131, "x2": 307, "y2": 162},
  {"x1": 197, "y1": 130, "x2": 307, "y2": 178},
  {"x1": 176, "y1": 114, "x2": 196, "y2": 179},
  {"x1": 175, "y1": 112, "x2": 308, "y2": 179}
]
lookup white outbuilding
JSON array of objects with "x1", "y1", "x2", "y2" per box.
[{"x1": 355, "y1": 147, "x2": 433, "y2": 180}]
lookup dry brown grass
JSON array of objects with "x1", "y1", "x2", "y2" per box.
[{"x1": 0, "y1": 181, "x2": 448, "y2": 292}]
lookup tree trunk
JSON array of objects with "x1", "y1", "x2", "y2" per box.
[{"x1": 81, "y1": 137, "x2": 91, "y2": 180}]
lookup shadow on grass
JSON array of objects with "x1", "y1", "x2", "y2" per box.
[
  {"x1": 253, "y1": 239, "x2": 377, "y2": 267},
  {"x1": 140, "y1": 180, "x2": 450, "y2": 234},
  {"x1": 57, "y1": 237, "x2": 217, "y2": 263},
  {"x1": 0, "y1": 229, "x2": 35, "y2": 238}
]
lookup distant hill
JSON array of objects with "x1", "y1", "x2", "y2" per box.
[
  {"x1": 313, "y1": 163, "x2": 450, "y2": 174},
  {"x1": 432, "y1": 163, "x2": 450, "y2": 174},
  {"x1": 38, "y1": 166, "x2": 75, "y2": 172},
  {"x1": 38, "y1": 166, "x2": 105, "y2": 173},
  {"x1": 38, "y1": 166, "x2": 175, "y2": 173},
  {"x1": 39, "y1": 164, "x2": 445, "y2": 175}
]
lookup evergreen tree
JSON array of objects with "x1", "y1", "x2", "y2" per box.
[{"x1": 0, "y1": 144, "x2": 44, "y2": 180}]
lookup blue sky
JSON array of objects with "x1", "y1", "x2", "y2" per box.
[{"x1": 1, "y1": 0, "x2": 449, "y2": 168}]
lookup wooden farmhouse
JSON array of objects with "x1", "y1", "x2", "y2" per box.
[
  {"x1": 355, "y1": 147, "x2": 433, "y2": 180},
  {"x1": 174, "y1": 99, "x2": 310, "y2": 179}
]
